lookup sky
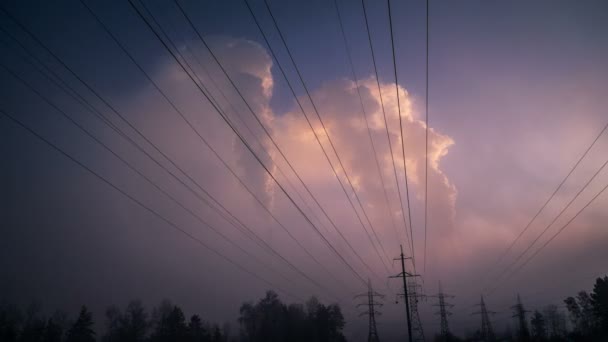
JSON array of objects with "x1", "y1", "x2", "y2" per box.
[{"x1": 1, "y1": 0, "x2": 608, "y2": 340}]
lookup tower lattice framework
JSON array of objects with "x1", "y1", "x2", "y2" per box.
[{"x1": 356, "y1": 280, "x2": 384, "y2": 342}]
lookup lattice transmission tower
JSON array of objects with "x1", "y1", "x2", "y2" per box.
[
  {"x1": 356, "y1": 279, "x2": 384, "y2": 342},
  {"x1": 473, "y1": 296, "x2": 496, "y2": 342},
  {"x1": 512, "y1": 294, "x2": 530, "y2": 341},
  {"x1": 407, "y1": 280, "x2": 426, "y2": 342},
  {"x1": 430, "y1": 281, "x2": 454, "y2": 341}
]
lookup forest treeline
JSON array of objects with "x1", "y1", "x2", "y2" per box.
[
  {"x1": 1, "y1": 276, "x2": 606, "y2": 342},
  {"x1": 558, "y1": 275, "x2": 608, "y2": 341},
  {"x1": 439, "y1": 275, "x2": 608, "y2": 341},
  {"x1": 504, "y1": 275, "x2": 608, "y2": 342},
  {"x1": 0, "y1": 291, "x2": 346, "y2": 342}
]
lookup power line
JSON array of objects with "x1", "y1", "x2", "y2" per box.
[
  {"x1": 90, "y1": 0, "x2": 347, "y2": 291},
  {"x1": 162, "y1": 17, "x2": 335, "y2": 238},
  {"x1": 0, "y1": 25, "x2": 131, "y2": 144},
  {"x1": 517, "y1": 193, "x2": 608, "y2": 281},
  {"x1": 161, "y1": 0, "x2": 347, "y2": 242},
  {"x1": 0, "y1": 58, "x2": 318, "y2": 295},
  {"x1": 488, "y1": 156, "x2": 608, "y2": 294},
  {"x1": 491, "y1": 179, "x2": 608, "y2": 294},
  {"x1": 225, "y1": 0, "x2": 392, "y2": 280},
  {"x1": 0, "y1": 5, "x2": 349, "y2": 298},
  {"x1": 424, "y1": 0, "x2": 430, "y2": 277},
  {"x1": 234, "y1": 0, "x2": 390, "y2": 283},
  {"x1": 81, "y1": 0, "x2": 344, "y2": 292},
  {"x1": 0, "y1": 108, "x2": 305, "y2": 303},
  {"x1": 332, "y1": 0, "x2": 401, "y2": 247},
  {"x1": 0, "y1": 42, "x2": 344, "y2": 304},
  {"x1": 387, "y1": 0, "x2": 416, "y2": 271},
  {"x1": 0, "y1": 22, "x2": 277, "y2": 270},
  {"x1": 128, "y1": 0, "x2": 369, "y2": 286},
  {"x1": 98, "y1": 0, "x2": 354, "y2": 294},
  {"x1": 482, "y1": 120, "x2": 608, "y2": 283},
  {"x1": 360, "y1": 0, "x2": 413, "y2": 257},
  {"x1": 487, "y1": 155, "x2": 608, "y2": 291},
  {"x1": 242, "y1": 0, "x2": 393, "y2": 274},
  {"x1": 132, "y1": 0, "x2": 358, "y2": 291},
  {"x1": 0, "y1": 26, "x2": 342, "y2": 303}
]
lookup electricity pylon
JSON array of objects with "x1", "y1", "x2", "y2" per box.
[
  {"x1": 407, "y1": 279, "x2": 426, "y2": 342},
  {"x1": 472, "y1": 295, "x2": 496, "y2": 342},
  {"x1": 356, "y1": 279, "x2": 384, "y2": 342},
  {"x1": 512, "y1": 294, "x2": 530, "y2": 341},
  {"x1": 390, "y1": 245, "x2": 425, "y2": 342},
  {"x1": 429, "y1": 281, "x2": 454, "y2": 341}
]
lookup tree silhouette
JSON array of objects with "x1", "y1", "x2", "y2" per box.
[
  {"x1": 19, "y1": 303, "x2": 46, "y2": 342},
  {"x1": 542, "y1": 305, "x2": 568, "y2": 340},
  {"x1": 65, "y1": 306, "x2": 95, "y2": 342},
  {"x1": 187, "y1": 314, "x2": 210, "y2": 342},
  {"x1": 0, "y1": 303, "x2": 22, "y2": 342},
  {"x1": 591, "y1": 276, "x2": 608, "y2": 333},
  {"x1": 43, "y1": 318, "x2": 63, "y2": 342},
  {"x1": 238, "y1": 291, "x2": 345, "y2": 342},
  {"x1": 574, "y1": 291, "x2": 596, "y2": 336},
  {"x1": 122, "y1": 301, "x2": 148, "y2": 342},
  {"x1": 150, "y1": 303, "x2": 187, "y2": 342},
  {"x1": 530, "y1": 310, "x2": 546, "y2": 341},
  {"x1": 210, "y1": 325, "x2": 222, "y2": 342},
  {"x1": 285, "y1": 304, "x2": 307, "y2": 342},
  {"x1": 103, "y1": 301, "x2": 148, "y2": 342},
  {"x1": 103, "y1": 305, "x2": 121, "y2": 342}
]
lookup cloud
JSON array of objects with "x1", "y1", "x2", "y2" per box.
[
  {"x1": 268, "y1": 75, "x2": 458, "y2": 268},
  {"x1": 120, "y1": 35, "x2": 608, "y2": 318},
  {"x1": 185, "y1": 35, "x2": 460, "y2": 288}
]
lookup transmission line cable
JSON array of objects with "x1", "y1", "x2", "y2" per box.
[
  {"x1": 174, "y1": 0, "x2": 391, "y2": 277},
  {"x1": 77, "y1": 1, "x2": 343, "y2": 287},
  {"x1": 104, "y1": 1, "x2": 356, "y2": 294},
  {"x1": 257, "y1": 0, "x2": 394, "y2": 272},
  {"x1": 244, "y1": 0, "x2": 393, "y2": 273},
  {"x1": 0, "y1": 24, "x2": 276, "y2": 261},
  {"x1": 486, "y1": 154, "x2": 608, "y2": 292},
  {"x1": 164, "y1": 20, "x2": 334, "y2": 237},
  {"x1": 236, "y1": 0, "x2": 389, "y2": 283},
  {"x1": 0, "y1": 108, "x2": 305, "y2": 302},
  {"x1": 360, "y1": 0, "x2": 413, "y2": 257},
  {"x1": 332, "y1": 0, "x2": 401, "y2": 245},
  {"x1": 387, "y1": 0, "x2": 416, "y2": 270},
  {"x1": 130, "y1": 0, "x2": 360, "y2": 290},
  {"x1": 0, "y1": 60, "x2": 343, "y2": 301},
  {"x1": 482, "y1": 120, "x2": 608, "y2": 282},
  {"x1": 0, "y1": 5, "x2": 351, "y2": 296},
  {"x1": 424, "y1": 0, "x2": 430, "y2": 276},
  {"x1": 489, "y1": 177, "x2": 608, "y2": 294},
  {"x1": 128, "y1": 0, "x2": 369, "y2": 285},
  {"x1": 168, "y1": 0, "x2": 388, "y2": 281}
]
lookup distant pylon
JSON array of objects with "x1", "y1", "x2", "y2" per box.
[
  {"x1": 407, "y1": 279, "x2": 426, "y2": 342},
  {"x1": 512, "y1": 294, "x2": 530, "y2": 341},
  {"x1": 389, "y1": 245, "x2": 415, "y2": 341},
  {"x1": 355, "y1": 279, "x2": 384, "y2": 342},
  {"x1": 431, "y1": 281, "x2": 454, "y2": 341},
  {"x1": 473, "y1": 295, "x2": 496, "y2": 342}
]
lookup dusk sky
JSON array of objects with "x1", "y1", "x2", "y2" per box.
[{"x1": 1, "y1": 0, "x2": 608, "y2": 340}]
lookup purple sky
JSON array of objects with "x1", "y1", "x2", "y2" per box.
[{"x1": 1, "y1": 0, "x2": 608, "y2": 340}]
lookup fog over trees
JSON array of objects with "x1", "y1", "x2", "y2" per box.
[
  {"x1": 1, "y1": 276, "x2": 607, "y2": 341},
  {"x1": 0, "y1": 291, "x2": 347, "y2": 342}
]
